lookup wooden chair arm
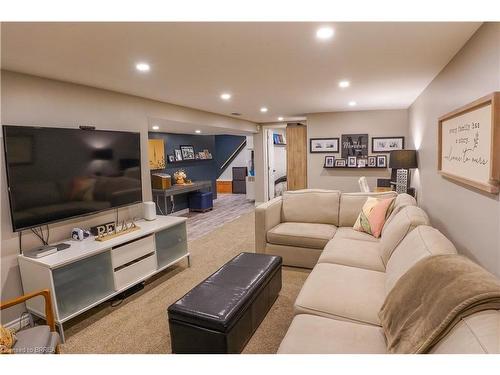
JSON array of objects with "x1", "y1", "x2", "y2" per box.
[{"x1": 0, "y1": 289, "x2": 56, "y2": 332}]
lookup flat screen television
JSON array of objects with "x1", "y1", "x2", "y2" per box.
[{"x1": 3, "y1": 125, "x2": 143, "y2": 232}]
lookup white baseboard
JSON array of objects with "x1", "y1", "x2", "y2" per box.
[
  {"x1": 4, "y1": 313, "x2": 32, "y2": 333},
  {"x1": 254, "y1": 201, "x2": 264, "y2": 207}
]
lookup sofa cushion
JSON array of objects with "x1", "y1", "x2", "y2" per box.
[
  {"x1": 381, "y1": 193, "x2": 417, "y2": 236},
  {"x1": 339, "y1": 191, "x2": 397, "y2": 227},
  {"x1": 430, "y1": 310, "x2": 500, "y2": 354},
  {"x1": 353, "y1": 196, "x2": 395, "y2": 238},
  {"x1": 278, "y1": 314, "x2": 387, "y2": 354},
  {"x1": 265, "y1": 243, "x2": 322, "y2": 269},
  {"x1": 267, "y1": 222, "x2": 336, "y2": 249},
  {"x1": 294, "y1": 263, "x2": 385, "y2": 326},
  {"x1": 318, "y1": 237, "x2": 385, "y2": 272},
  {"x1": 379, "y1": 206, "x2": 430, "y2": 266},
  {"x1": 282, "y1": 189, "x2": 341, "y2": 225},
  {"x1": 334, "y1": 227, "x2": 380, "y2": 242},
  {"x1": 385, "y1": 226, "x2": 457, "y2": 294}
]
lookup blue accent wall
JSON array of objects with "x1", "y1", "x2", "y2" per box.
[
  {"x1": 214, "y1": 135, "x2": 246, "y2": 178},
  {"x1": 148, "y1": 132, "x2": 217, "y2": 213}
]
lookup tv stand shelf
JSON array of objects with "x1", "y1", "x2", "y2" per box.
[{"x1": 18, "y1": 215, "x2": 189, "y2": 342}]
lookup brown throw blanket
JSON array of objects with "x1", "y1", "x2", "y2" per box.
[{"x1": 379, "y1": 254, "x2": 500, "y2": 353}]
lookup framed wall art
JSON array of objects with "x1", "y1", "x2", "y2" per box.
[
  {"x1": 310, "y1": 138, "x2": 340, "y2": 153},
  {"x1": 341, "y1": 134, "x2": 368, "y2": 158},
  {"x1": 180, "y1": 145, "x2": 195, "y2": 160},
  {"x1": 324, "y1": 155, "x2": 335, "y2": 167},
  {"x1": 371, "y1": 136, "x2": 405, "y2": 153},
  {"x1": 376, "y1": 155, "x2": 387, "y2": 168},
  {"x1": 438, "y1": 92, "x2": 500, "y2": 194},
  {"x1": 347, "y1": 156, "x2": 357, "y2": 168}
]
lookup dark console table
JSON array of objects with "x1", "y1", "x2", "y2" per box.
[{"x1": 152, "y1": 180, "x2": 212, "y2": 214}]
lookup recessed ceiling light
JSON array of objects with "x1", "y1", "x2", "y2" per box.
[
  {"x1": 152, "y1": 125, "x2": 159, "y2": 130},
  {"x1": 278, "y1": 117, "x2": 284, "y2": 121},
  {"x1": 220, "y1": 93, "x2": 231, "y2": 100},
  {"x1": 195, "y1": 130, "x2": 201, "y2": 134},
  {"x1": 135, "y1": 62, "x2": 150, "y2": 72},
  {"x1": 339, "y1": 80, "x2": 350, "y2": 88},
  {"x1": 348, "y1": 101, "x2": 357, "y2": 107},
  {"x1": 316, "y1": 27, "x2": 334, "y2": 40},
  {"x1": 260, "y1": 107, "x2": 268, "y2": 113}
]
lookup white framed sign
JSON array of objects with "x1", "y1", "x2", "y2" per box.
[{"x1": 438, "y1": 92, "x2": 500, "y2": 194}]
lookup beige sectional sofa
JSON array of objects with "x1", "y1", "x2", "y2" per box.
[{"x1": 255, "y1": 189, "x2": 500, "y2": 354}]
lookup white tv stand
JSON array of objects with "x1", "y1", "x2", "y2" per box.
[{"x1": 17, "y1": 215, "x2": 189, "y2": 342}]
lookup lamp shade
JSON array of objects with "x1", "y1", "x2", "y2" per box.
[{"x1": 389, "y1": 150, "x2": 418, "y2": 169}]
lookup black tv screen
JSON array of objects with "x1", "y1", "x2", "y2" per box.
[{"x1": 3, "y1": 125, "x2": 143, "y2": 232}]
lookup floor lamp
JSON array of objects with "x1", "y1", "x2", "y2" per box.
[{"x1": 389, "y1": 150, "x2": 418, "y2": 194}]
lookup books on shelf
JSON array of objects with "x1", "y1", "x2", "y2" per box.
[{"x1": 273, "y1": 133, "x2": 286, "y2": 145}]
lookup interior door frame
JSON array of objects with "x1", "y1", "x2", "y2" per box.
[{"x1": 262, "y1": 124, "x2": 287, "y2": 202}]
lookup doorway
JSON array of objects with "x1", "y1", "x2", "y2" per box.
[{"x1": 265, "y1": 127, "x2": 287, "y2": 200}]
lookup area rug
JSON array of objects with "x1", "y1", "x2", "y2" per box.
[{"x1": 60, "y1": 211, "x2": 310, "y2": 353}]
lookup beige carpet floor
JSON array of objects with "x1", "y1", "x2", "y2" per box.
[{"x1": 60, "y1": 211, "x2": 310, "y2": 354}]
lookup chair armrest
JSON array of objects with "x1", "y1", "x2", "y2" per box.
[
  {"x1": 1, "y1": 289, "x2": 56, "y2": 332},
  {"x1": 255, "y1": 196, "x2": 283, "y2": 253}
]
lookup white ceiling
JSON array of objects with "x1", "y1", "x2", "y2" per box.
[{"x1": 1, "y1": 22, "x2": 481, "y2": 123}]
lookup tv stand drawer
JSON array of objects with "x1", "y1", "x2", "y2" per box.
[
  {"x1": 113, "y1": 253, "x2": 156, "y2": 291},
  {"x1": 111, "y1": 234, "x2": 155, "y2": 268}
]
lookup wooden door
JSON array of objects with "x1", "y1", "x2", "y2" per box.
[{"x1": 286, "y1": 123, "x2": 307, "y2": 190}]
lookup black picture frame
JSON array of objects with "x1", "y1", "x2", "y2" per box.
[
  {"x1": 174, "y1": 149, "x2": 182, "y2": 161},
  {"x1": 341, "y1": 134, "x2": 369, "y2": 159},
  {"x1": 367, "y1": 156, "x2": 377, "y2": 167},
  {"x1": 347, "y1": 156, "x2": 357, "y2": 168},
  {"x1": 180, "y1": 145, "x2": 195, "y2": 160},
  {"x1": 376, "y1": 155, "x2": 388, "y2": 168},
  {"x1": 310, "y1": 138, "x2": 340, "y2": 153},
  {"x1": 324, "y1": 155, "x2": 335, "y2": 167},
  {"x1": 335, "y1": 159, "x2": 346, "y2": 167},
  {"x1": 371, "y1": 136, "x2": 405, "y2": 153},
  {"x1": 168, "y1": 155, "x2": 175, "y2": 163}
]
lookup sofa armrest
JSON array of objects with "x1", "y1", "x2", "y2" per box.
[{"x1": 255, "y1": 197, "x2": 283, "y2": 253}]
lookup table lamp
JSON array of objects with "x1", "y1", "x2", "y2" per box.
[{"x1": 389, "y1": 150, "x2": 418, "y2": 194}]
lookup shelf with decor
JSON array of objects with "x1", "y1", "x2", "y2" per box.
[{"x1": 323, "y1": 166, "x2": 387, "y2": 169}]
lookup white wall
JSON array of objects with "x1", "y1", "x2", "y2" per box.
[
  {"x1": 307, "y1": 110, "x2": 409, "y2": 192},
  {"x1": 0, "y1": 71, "x2": 257, "y2": 324},
  {"x1": 408, "y1": 23, "x2": 500, "y2": 277}
]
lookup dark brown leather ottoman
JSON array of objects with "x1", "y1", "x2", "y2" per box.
[{"x1": 167, "y1": 252, "x2": 282, "y2": 353}]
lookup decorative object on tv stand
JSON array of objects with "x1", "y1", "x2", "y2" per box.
[
  {"x1": 180, "y1": 145, "x2": 195, "y2": 160},
  {"x1": 324, "y1": 155, "x2": 335, "y2": 167},
  {"x1": 148, "y1": 139, "x2": 166, "y2": 170},
  {"x1": 95, "y1": 218, "x2": 140, "y2": 242},
  {"x1": 143, "y1": 201, "x2": 157, "y2": 221},
  {"x1": 310, "y1": 138, "x2": 339, "y2": 153},
  {"x1": 389, "y1": 150, "x2": 417, "y2": 194},
  {"x1": 347, "y1": 156, "x2": 357, "y2": 168},
  {"x1": 438, "y1": 92, "x2": 500, "y2": 194},
  {"x1": 376, "y1": 155, "x2": 387, "y2": 168},
  {"x1": 371, "y1": 136, "x2": 405, "y2": 153},
  {"x1": 71, "y1": 228, "x2": 90, "y2": 241},
  {"x1": 341, "y1": 134, "x2": 368, "y2": 158}
]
